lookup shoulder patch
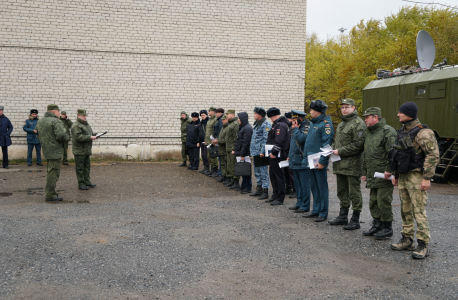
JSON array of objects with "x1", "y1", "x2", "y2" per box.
[
  {"x1": 426, "y1": 141, "x2": 436, "y2": 151},
  {"x1": 325, "y1": 128, "x2": 331, "y2": 135},
  {"x1": 358, "y1": 131, "x2": 364, "y2": 138},
  {"x1": 24, "y1": 121, "x2": 26, "y2": 125},
  {"x1": 266, "y1": 127, "x2": 270, "y2": 131},
  {"x1": 325, "y1": 124, "x2": 331, "y2": 127},
  {"x1": 276, "y1": 129, "x2": 281, "y2": 135}
]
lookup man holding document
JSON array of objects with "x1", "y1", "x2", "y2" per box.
[{"x1": 302, "y1": 100, "x2": 334, "y2": 222}]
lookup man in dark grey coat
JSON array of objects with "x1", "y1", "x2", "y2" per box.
[
  {"x1": 0, "y1": 106, "x2": 13, "y2": 169},
  {"x1": 234, "y1": 112, "x2": 253, "y2": 194}
]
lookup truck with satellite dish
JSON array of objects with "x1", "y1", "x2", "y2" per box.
[{"x1": 363, "y1": 30, "x2": 458, "y2": 182}]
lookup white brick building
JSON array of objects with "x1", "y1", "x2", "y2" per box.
[{"x1": 0, "y1": 0, "x2": 306, "y2": 160}]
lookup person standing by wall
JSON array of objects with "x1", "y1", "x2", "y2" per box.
[
  {"x1": 23, "y1": 109, "x2": 42, "y2": 166},
  {"x1": 198, "y1": 110, "x2": 210, "y2": 174},
  {"x1": 59, "y1": 111, "x2": 73, "y2": 165},
  {"x1": 225, "y1": 110, "x2": 239, "y2": 189},
  {"x1": 204, "y1": 107, "x2": 219, "y2": 176},
  {"x1": 234, "y1": 112, "x2": 253, "y2": 194},
  {"x1": 0, "y1": 106, "x2": 13, "y2": 169},
  {"x1": 179, "y1": 111, "x2": 192, "y2": 167},
  {"x1": 186, "y1": 112, "x2": 201, "y2": 171},
  {"x1": 216, "y1": 115, "x2": 229, "y2": 183}
]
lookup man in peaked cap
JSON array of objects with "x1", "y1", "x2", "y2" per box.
[
  {"x1": 59, "y1": 111, "x2": 73, "y2": 165},
  {"x1": 71, "y1": 109, "x2": 98, "y2": 190},
  {"x1": 225, "y1": 109, "x2": 240, "y2": 189},
  {"x1": 35, "y1": 104, "x2": 69, "y2": 201},
  {"x1": 204, "y1": 107, "x2": 219, "y2": 176},
  {"x1": 23, "y1": 109, "x2": 42, "y2": 166},
  {"x1": 283, "y1": 112, "x2": 296, "y2": 197}
]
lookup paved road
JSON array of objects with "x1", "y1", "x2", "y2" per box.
[{"x1": 0, "y1": 162, "x2": 457, "y2": 299}]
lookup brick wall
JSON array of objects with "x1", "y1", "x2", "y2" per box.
[{"x1": 0, "y1": 0, "x2": 306, "y2": 159}]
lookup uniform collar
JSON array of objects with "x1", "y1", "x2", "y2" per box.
[
  {"x1": 77, "y1": 118, "x2": 88, "y2": 125},
  {"x1": 341, "y1": 110, "x2": 358, "y2": 122},
  {"x1": 368, "y1": 118, "x2": 386, "y2": 133},
  {"x1": 44, "y1": 112, "x2": 57, "y2": 118},
  {"x1": 311, "y1": 113, "x2": 325, "y2": 124},
  {"x1": 402, "y1": 118, "x2": 420, "y2": 131}
]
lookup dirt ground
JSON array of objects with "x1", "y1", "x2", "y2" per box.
[{"x1": 0, "y1": 162, "x2": 457, "y2": 299}]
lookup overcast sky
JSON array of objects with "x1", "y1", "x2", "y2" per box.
[{"x1": 306, "y1": 0, "x2": 458, "y2": 41}]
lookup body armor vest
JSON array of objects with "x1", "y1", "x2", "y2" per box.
[{"x1": 389, "y1": 124, "x2": 428, "y2": 174}]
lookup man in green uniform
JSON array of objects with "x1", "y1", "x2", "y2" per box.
[
  {"x1": 329, "y1": 98, "x2": 366, "y2": 230},
  {"x1": 59, "y1": 111, "x2": 73, "y2": 165},
  {"x1": 71, "y1": 109, "x2": 98, "y2": 190},
  {"x1": 35, "y1": 104, "x2": 69, "y2": 201},
  {"x1": 224, "y1": 110, "x2": 239, "y2": 189},
  {"x1": 360, "y1": 107, "x2": 397, "y2": 239},
  {"x1": 204, "y1": 107, "x2": 219, "y2": 176},
  {"x1": 390, "y1": 102, "x2": 439, "y2": 259},
  {"x1": 215, "y1": 115, "x2": 229, "y2": 183},
  {"x1": 179, "y1": 111, "x2": 192, "y2": 167}
]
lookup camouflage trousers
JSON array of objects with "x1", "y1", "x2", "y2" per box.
[
  {"x1": 254, "y1": 165, "x2": 269, "y2": 189},
  {"x1": 181, "y1": 142, "x2": 188, "y2": 162},
  {"x1": 62, "y1": 141, "x2": 69, "y2": 164},
  {"x1": 369, "y1": 187, "x2": 394, "y2": 222},
  {"x1": 207, "y1": 148, "x2": 218, "y2": 168},
  {"x1": 398, "y1": 171, "x2": 430, "y2": 243},
  {"x1": 219, "y1": 155, "x2": 227, "y2": 177},
  {"x1": 226, "y1": 152, "x2": 239, "y2": 179},
  {"x1": 75, "y1": 155, "x2": 92, "y2": 188},
  {"x1": 45, "y1": 159, "x2": 61, "y2": 199},
  {"x1": 336, "y1": 174, "x2": 363, "y2": 212}
]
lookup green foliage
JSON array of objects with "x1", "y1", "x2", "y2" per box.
[{"x1": 305, "y1": 5, "x2": 458, "y2": 122}]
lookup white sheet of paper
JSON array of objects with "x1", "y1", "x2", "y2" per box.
[
  {"x1": 307, "y1": 153, "x2": 322, "y2": 169},
  {"x1": 279, "y1": 160, "x2": 289, "y2": 168},
  {"x1": 264, "y1": 145, "x2": 280, "y2": 158},
  {"x1": 236, "y1": 156, "x2": 251, "y2": 163},
  {"x1": 374, "y1": 172, "x2": 394, "y2": 180},
  {"x1": 330, "y1": 154, "x2": 341, "y2": 162},
  {"x1": 95, "y1": 131, "x2": 107, "y2": 138},
  {"x1": 320, "y1": 144, "x2": 341, "y2": 162}
]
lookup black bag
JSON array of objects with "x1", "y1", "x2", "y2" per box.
[
  {"x1": 209, "y1": 146, "x2": 219, "y2": 158},
  {"x1": 234, "y1": 161, "x2": 252, "y2": 177}
]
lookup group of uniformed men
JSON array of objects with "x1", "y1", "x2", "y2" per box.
[
  {"x1": 0, "y1": 104, "x2": 98, "y2": 201},
  {"x1": 180, "y1": 100, "x2": 439, "y2": 260}
]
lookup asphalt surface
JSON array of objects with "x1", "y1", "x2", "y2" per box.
[{"x1": 0, "y1": 162, "x2": 457, "y2": 299}]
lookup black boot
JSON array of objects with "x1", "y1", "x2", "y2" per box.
[
  {"x1": 217, "y1": 176, "x2": 227, "y2": 183},
  {"x1": 285, "y1": 187, "x2": 292, "y2": 195},
  {"x1": 241, "y1": 188, "x2": 251, "y2": 194},
  {"x1": 258, "y1": 188, "x2": 269, "y2": 200},
  {"x1": 328, "y1": 208, "x2": 349, "y2": 225},
  {"x1": 374, "y1": 221, "x2": 393, "y2": 240},
  {"x1": 210, "y1": 168, "x2": 219, "y2": 177},
  {"x1": 265, "y1": 194, "x2": 276, "y2": 203},
  {"x1": 222, "y1": 177, "x2": 232, "y2": 185},
  {"x1": 203, "y1": 166, "x2": 213, "y2": 175},
  {"x1": 363, "y1": 219, "x2": 382, "y2": 236},
  {"x1": 249, "y1": 185, "x2": 262, "y2": 197},
  {"x1": 224, "y1": 178, "x2": 234, "y2": 187},
  {"x1": 230, "y1": 179, "x2": 240, "y2": 189},
  {"x1": 179, "y1": 161, "x2": 187, "y2": 167},
  {"x1": 200, "y1": 165, "x2": 209, "y2": 174},
  {"x1": 344, "y1": 211, "x2": 361, "y2": 230},
  {"x1": 289, "y1": 188, "x2": 297, "y2": 198}
]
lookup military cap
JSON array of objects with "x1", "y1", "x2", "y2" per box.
[
  {"x1": 0, "y1": 106, "x2": 4, "y2": 110},
  {"x1": 362, "y1": 107, "x2": 382, "y2": 117},
  {"x1": 309, "y1": 100, "x2": 328, "y2": 114},
  {"x1": 30, "y1": 109, "x2": 38, "y2": 114},
  {"x1": 253, "y1": 107, "x2": 266, "y2": 117},
  {"x1": 291, "y1": 110, "x2": 307, "y2": 118},
  {"x1": 208, "y1": 107, "x2": 217, "y2": 112},
  {"x1": 77, "y1": 109, "x2": 87, "y2": 116},
  {"x1": 226, "y1": 109, "x2": 235, "y2": 114},
  {"x1": 191, "y1": 112, "x2": 199, "y2": 118},
  {"x1": 199, "y1": 110, "x2": 208, "y2": 116},
  {"x1": 221, "y1": 114, "x2": 227, "y2": 120},
  {"x1": 284, "y1": 112, "x2": 292, "y2": 119},
  {"x1": 180, "y1": 111, "x2": 187, "y2": 115},
  {"x1": 215, "y1": 108, "x2": 225, "y2": 113},
  {"x1": 61, "y1": 111, "x2": 66, "y2": 115},
  {"x1": 47, "y1": 104, "x2": 60, "y2": 111},
  {"x1": 266, "y1": 107, "x2": 281, "y2": 118},
  {"x1": 340, "y1": 98, "x2": 356, "y2": 106}
]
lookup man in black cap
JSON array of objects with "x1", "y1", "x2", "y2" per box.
[
  {"x1": 186, "y1": 112, "x2": 201, "y2": 170},
  {"x1": 263, "y1": 107, "x2": 290, "y2": 206},
  {"x1": 0, "y1": 106, "x2": 13, "y2": 169},
  {"x1": 213, "y1": 108, "x2": 225, "y2": 179},
  {"x1": 283, "y1": 112, "x2": 296, "y2": 197},
  {"x1": 23, "y1": 109, "x2": 42, "y2": 166},
  {"x1": 198, "y1": 110, "x2": 210, "y2": 174}
]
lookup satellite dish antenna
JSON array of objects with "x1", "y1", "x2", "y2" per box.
[{"x1": 416, "y1": 30, "x2": 435, "y2": 69}]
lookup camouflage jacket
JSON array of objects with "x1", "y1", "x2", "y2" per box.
[
  {"x1": 71, "y1": 118, "x2": 94, "y2": 156},
  {"x1": 225, "y1": 116, "x2": 239, "y2": 152},
  {"x1": 59, "y1": 117, "x2": 73, "y2": 137},
  {"x1": 180, "y1": 114, "x2": 192, "y2": 143},
  {"x1": 217, "y1": 122, "x2": 229, "y2": 155},
  {"x1": 397, "y1": 118, "x2": 439, "y2": 180},
  {"x1": 35, "y1": 112, "x2": 69, "y2": 160},
  {"x1": 362, "y1": 119, "x2": 397, "y2": 188},
  {"x1": 205, "y1": 114, "x2": 217, "y2": 144},
  {"x1": 333, "y1": 110, "x2": 366, "y2": 177}
]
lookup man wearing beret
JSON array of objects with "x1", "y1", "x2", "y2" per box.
[
  {"x1": 23, "y1": 109, "x2": 42, "y2": 166},
  {"x1": 264, "y1": 107, "x2": 290, "y2": 206},
  {"x1": 360, "y1": 107, "x2": 397, "y2": 239},
  {"x1": 302, "y1": 100, "x2": 334, "y2": 221},
  {"x1": 186, "y1": 112, "x2": 201, "y2": 170},
  {"x1": 204, "y1": 107, "x2": 219, "y2": 176},
  {"x1": 329, "y1": 99, "x2": 366, "y2": 230},
  {"x1": 249, "y1": 107, "x2": 272, "y2": 200},
  {"x1": 59, "y1": 111, "x2": 73, "y2": 165},
  {"x1": 179, "y1": 111, "x2": 192, "y2": 167},
  {"x1": 35, "y1": 104, "x2": 69, "y2": 201},
  {"x1": 390, "y1": 102, "x2": 439, "y2": 259},
  {"x1": 71, "y1": 109, "x2": 98, "y2": 190},
  {"x1": 225, "y1": 110, "x2": 240, "y2": 189}
]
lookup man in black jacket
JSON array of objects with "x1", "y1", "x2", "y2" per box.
[
  {"x1": 264, "y1": 107, "x2": 290, "y2": 206},
  {"x1": 186, "y1": 112, "x2": 201, "y2": 170},
  {"x1": 198, "y1": 110, "x2": 210, "y2": 174},
  {"x1": 234, "y1": 112, "x2": 253, "y2": 194},
  {"x1": 284, "y1": 112, "x2": 296, "y2": 197}
]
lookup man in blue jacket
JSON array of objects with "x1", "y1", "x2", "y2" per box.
[
  {"x1": 0, "y1": 106, "x2": 13, "y2": 169},
  {"x1": 287, "y1": 110, "x2": 311, "y2": 213},
  {"x1": 302, "y1": 100, "x2": 334, "y2": 222},
  {"x1": 23, "y1": 109, "x2": 43, "y2": 166}
]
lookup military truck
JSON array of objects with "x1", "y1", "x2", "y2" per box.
[{"x1": 363, "y1": 64, "x2": 458, "y2": 182}]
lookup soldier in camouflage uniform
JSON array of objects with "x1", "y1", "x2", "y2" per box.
[
  {"x1": 204, "y1": 107, "x2": 219, "y2": 176},
  {"x1": 361, "y1": 107, "x2": 397, "y2": 239},
  {"x1": 329, "y1": 99, "x2": 366, "y2": 230},
  {"x1": 390, "y1": 102, "x2": 439, "y2": 259},
  {"x1": 216, "y1": 115, "x2": 229, "y2": 183},
  {"x1": 71, "y1": 109, "x2": 98, "y2": 190},
  {"x1": 224, "y1": 110, "x2": 239, "y2": 189},
  {"x1": 59, "y1": 111, "x2": 73, "y2": 165},
  {"x1": 179, "y1": 111, "x2": 192, "y2": 167},
  {"x1": 35, "y1": 104, "x2": 69, "y2": 201}
]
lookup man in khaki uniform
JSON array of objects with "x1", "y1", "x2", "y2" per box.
[
  {"x1": 390, "y1": 102, "x2": 439, "y2": 259},
  {"x1": 59, "y1": 111, "x2": 73, "y2": 165}
]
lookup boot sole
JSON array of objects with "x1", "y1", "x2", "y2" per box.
[
  {"x1": 374, "y1": 235, "x2": 393, "y2": 240},
  {"x1": 390, "y1": 245, "x2": 415, "y2": 251},
  {"x1": 412, "y1": 252, "x2": 429, "y2": 259},
  {"x1": 328, "y1": 222, "x2": 348, "y2": 225}
]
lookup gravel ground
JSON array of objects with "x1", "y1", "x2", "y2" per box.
[{"x1": 0, "y1": 162, "x2": 457, "y2": 299}]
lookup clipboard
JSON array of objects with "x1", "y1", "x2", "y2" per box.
[{"x1": 96, "y1": 131, "x2": 107, "y2": 138}]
